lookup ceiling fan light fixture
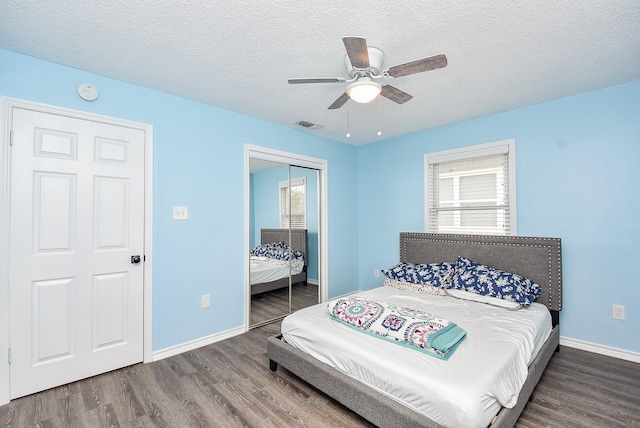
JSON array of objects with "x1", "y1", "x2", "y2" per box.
[{"x1": 347, "y1": 79, "x2": 382, "y2": 103}]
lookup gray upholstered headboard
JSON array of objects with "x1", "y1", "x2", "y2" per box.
[
  {"x1": 261, "y1": 228, "x2": 308, "y2": 266},
  {"x1": 399, "y1": 233, "x2": 562, "y2": 313}
]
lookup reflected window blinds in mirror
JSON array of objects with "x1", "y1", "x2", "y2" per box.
[{"x1": 280, "y1": 177, "x2": 306, "y2": 229}]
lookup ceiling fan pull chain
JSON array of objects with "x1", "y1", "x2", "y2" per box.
[
  {"x1": 377, "y1": 95, "x2": 382, "y2": 137},
  {"x1": 346, "y1": 108, "x2": 351, "y2": 138}
]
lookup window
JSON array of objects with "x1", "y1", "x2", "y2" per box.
[
  {"x1": 280, "y1": 177, "x2": 306, "y2": 229},
  {"x1": 424, "y1": 140, "x2": 516, "y2": 235}
]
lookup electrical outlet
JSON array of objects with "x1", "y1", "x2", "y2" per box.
[
  {"x1": 201, "y1": 294, "x2": 210, "y2": 309},
  {"x1": 612, "y1": 304, "x2": 625, "y2": 320},
  {"x1": 374, "y1": 269, "x2": 380, "y2": 278},
  {"x1": 173, "y1": 206, "x2": 188, "y2": 220}
]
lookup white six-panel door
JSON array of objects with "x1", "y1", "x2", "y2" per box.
[{"x1": 9, "y1": 106, "x2": 145, "y2": 399}]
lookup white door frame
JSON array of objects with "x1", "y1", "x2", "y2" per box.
[
  {"x1": 244, "y1": 144, "x2": 329, "y2": 330},
  {"x1": 0, "y1": 97, "x2": 154, "y2": 405}
]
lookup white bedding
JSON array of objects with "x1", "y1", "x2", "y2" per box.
[
  {"x1": 250, "y1": 256, "x2": 303, "y2": 285},
  {"x1": 281, "y1": 286, "x2": 552, "y2": 428}
]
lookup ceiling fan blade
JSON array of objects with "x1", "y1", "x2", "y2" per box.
[
  {"x1": 328, "y1": 92, "x2": 350, "y2": 110},
  {"x1": 385, "y1": 54, "x2": 448, "y2": 78},
  {"x1": 342, "y1": 37, "x2": 370, "y2": 69},
  {"x1": 381, "y1": 85, "x2": 413, "y2": 104},
  {"x1": 288, "y1": 77, "x2": 345, "y2": 84}
]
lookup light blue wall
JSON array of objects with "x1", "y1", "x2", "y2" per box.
[
  {"x1": 357, "y1": 80, "x2": 640, "y2": 353},
  {"x1": 251, "y1": 166, "x2": 319, "y2": 281},
  {"x1": 0, "y1": 49, "x2": 359, "y2": 351},
  {"x1": 250, "y1": 166, "x2": 288, "y2": 248},
  {"x1": 3, "y1": 48, "x2": 637, "y2": 356}
]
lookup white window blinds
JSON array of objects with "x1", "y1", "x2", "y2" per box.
[
  {"x1": 425, "y1": 140, "x2": 516, "y2": 235},
  {"x1": 280, "y1": 177, "x2": 306, "y2": 229}
]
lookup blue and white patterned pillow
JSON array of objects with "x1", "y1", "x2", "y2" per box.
[
  {"x1": 381, "y1": 262, "x2": 454, "y2": 288},
  {"x1": 250, "y1": 241, "x2": 304, "y2": 261},
  {"x1": 250, "y1": 241, "x2": 284, "y2": 257},
  {"x1": 450, "y1": 256, "x2": 541, "y2": 307}
]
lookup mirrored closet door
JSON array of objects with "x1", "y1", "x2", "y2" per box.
[
  {"x1": 289, "y1": 166, "x2": 320, "y2": 315},
  {"x1": 249, "y1": 160, "x2": 320, "y2": 328}
]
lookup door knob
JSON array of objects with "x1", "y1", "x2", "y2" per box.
[{"x1": 131, "y1": 255, "x2": 141, "y2": 264}]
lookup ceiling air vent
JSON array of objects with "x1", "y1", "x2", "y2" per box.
[{"x1": 293, "y1": 120, "x2": 323, "y2": 130}]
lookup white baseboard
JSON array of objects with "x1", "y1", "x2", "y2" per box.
[
  {"x1": 560, "y1": 336, "x2": 640, "y2": 364},
  {"x1": 152, "y1": 326, "x2": 245, "y2": 362},
  {"x1": 307, "y1": 278, "x2": 318, "y2": 286}
]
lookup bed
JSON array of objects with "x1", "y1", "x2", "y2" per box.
[
  {"x1": 268, "y1": 233, "x2": 562, "y2": 427},
  {"x1": 250, "y1": 228, "x2": 307, "y2": 296}
]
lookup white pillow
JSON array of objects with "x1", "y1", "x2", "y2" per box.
[
  {"x1": 446, "y1": 289, "x2": 523, "y2": 310},
  {"x1": 383, "y1": 278, "x2": 446, "y2": 296}
]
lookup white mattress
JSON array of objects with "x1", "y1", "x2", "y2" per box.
[
  {"x1": 250, "y1": 256, "x2": 303, "y2": 285},
  {"x1": 281, "y1": 286, "x2": 552, "y2": 428}
]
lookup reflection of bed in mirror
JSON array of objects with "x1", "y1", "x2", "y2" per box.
[{"x1": 250, "y1": 228, "x2": 307, "y2": 296}]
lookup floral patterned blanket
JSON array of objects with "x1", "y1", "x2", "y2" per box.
[{"x1": 328, "y1": 297, "x2": 466, "y2": 360}]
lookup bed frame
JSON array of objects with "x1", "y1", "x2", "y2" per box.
[
  {"x1": 268, "y1": 233, "x2": 562, "y2": 427},
  {"x1": 251, "y1": 228, "x2": 308, "y2": 296}
]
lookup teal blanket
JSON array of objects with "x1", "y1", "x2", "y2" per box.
[{"x1": 328, "y1": 297, "x2": 466, "y2": 360}]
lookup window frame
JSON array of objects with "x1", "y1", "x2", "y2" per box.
[{"x1": 424, "y1": 139, "x2": 517, "y2": 235}]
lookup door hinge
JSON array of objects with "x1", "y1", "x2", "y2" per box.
[
  {"x1": 7, "y1": 348, "x2": 11, "y2": 364},
  {"x1": 9, "y1": 130, "x2": 13, "y2": 147}
]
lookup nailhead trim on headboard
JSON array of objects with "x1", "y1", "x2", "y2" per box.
[{"x1": 399, "y1": 233, "x2": 562, "y2": 312}]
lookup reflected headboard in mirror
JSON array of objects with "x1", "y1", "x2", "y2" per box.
[{"x1": 261, "y1": 228, "x2": 308, "y2": 265}]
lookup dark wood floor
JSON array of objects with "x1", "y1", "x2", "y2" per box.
[
  {"x1": 1, "y1": 319, "x2": 639, "y2": 427},
  {"x1": 250, "y1": 282, "x2": 318, "y2": 327},
  {"x1": 516, "y1": 346, "x2": 640, "y2": 428}
]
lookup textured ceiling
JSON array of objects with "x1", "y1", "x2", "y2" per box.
[{"x1": 1, "y1": 1, "x2": 639, "y2": 146}]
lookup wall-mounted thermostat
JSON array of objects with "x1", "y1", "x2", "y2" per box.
[{"x1": 77, "y1": 83, "x2": 99, "y2": 101}]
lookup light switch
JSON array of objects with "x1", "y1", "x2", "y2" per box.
[{"x1": 173, "y1": 206, "x2": 188, "y2": 220}]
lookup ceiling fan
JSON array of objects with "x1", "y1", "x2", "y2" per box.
[{"x1": 288, "y1": 37, "x2": 447, "y2": 110}]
